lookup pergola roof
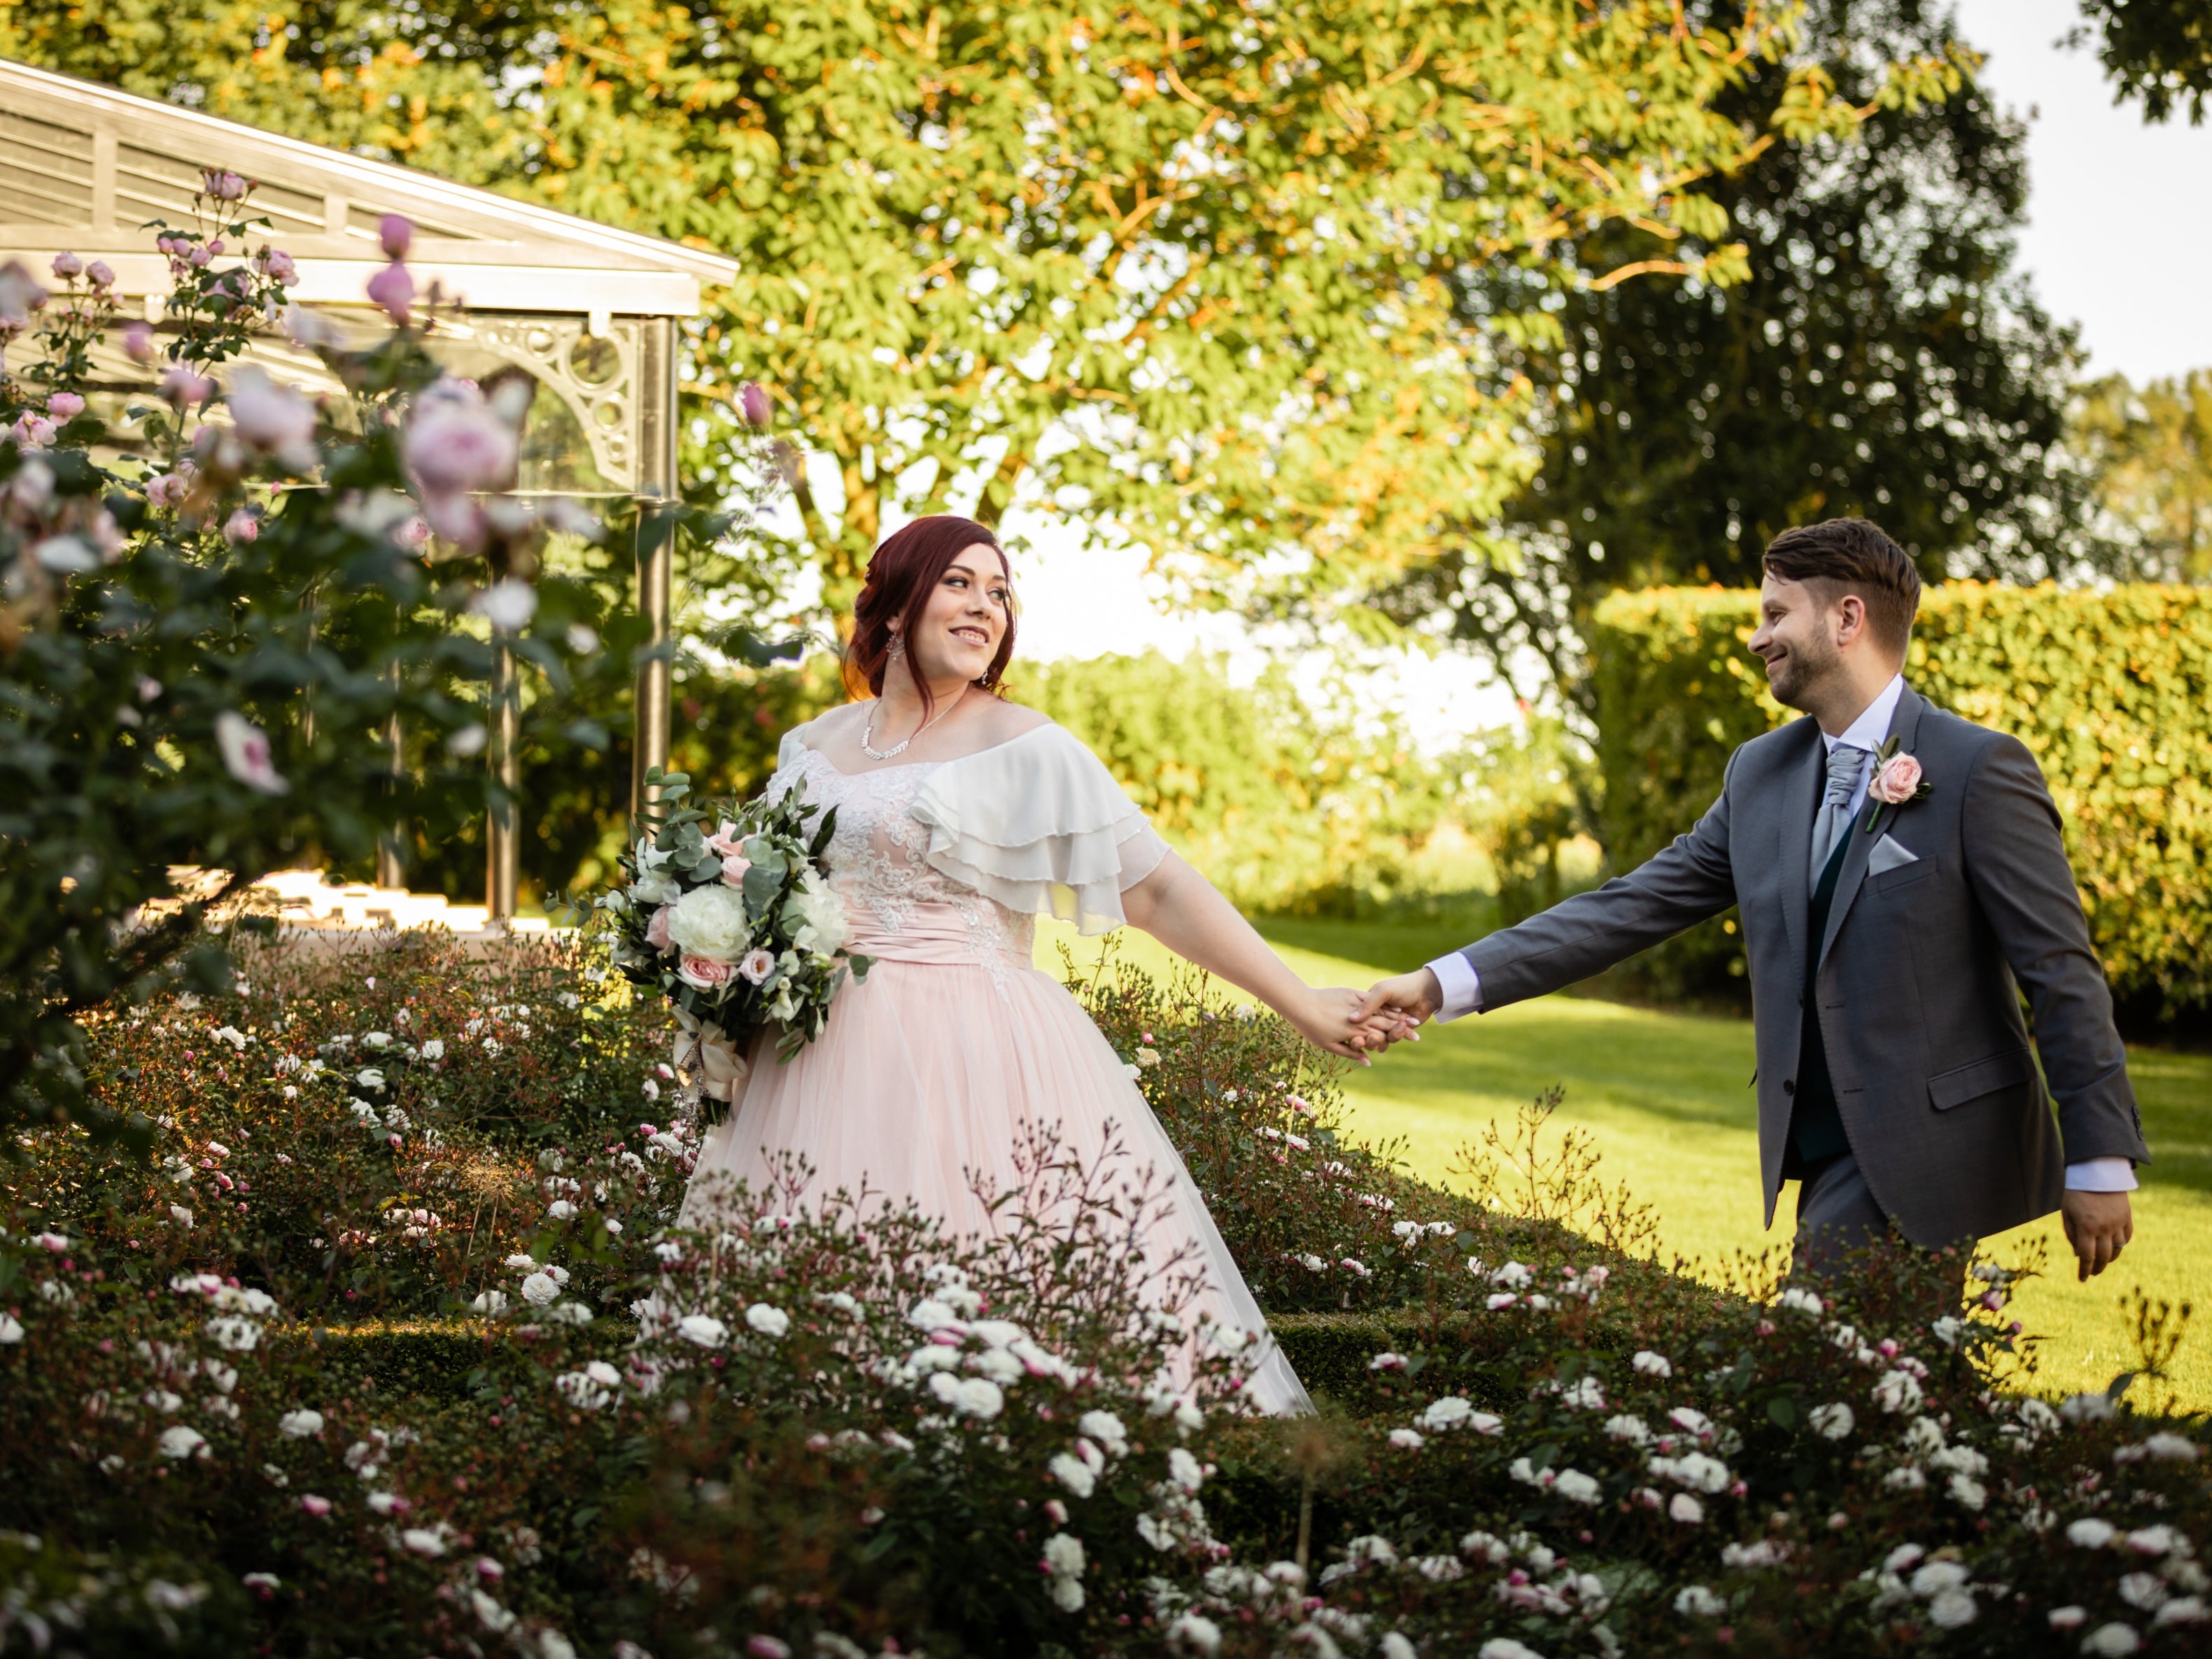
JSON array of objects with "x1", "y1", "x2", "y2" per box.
[{"x1": 0, "y1": 57, "x2": 739, "y2": 318}]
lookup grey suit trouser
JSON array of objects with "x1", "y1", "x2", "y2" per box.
[{"x1": 1793, "y1": 1152, "x2": 1966, "y2": 1316}]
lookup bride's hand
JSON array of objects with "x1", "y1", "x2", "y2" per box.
[{"x1": 1287, "y1": 987, "x2": 1402, "y2": 1064}]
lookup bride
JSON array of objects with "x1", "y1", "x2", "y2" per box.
[{"x1": 682, "y1": 515, "x2": 1389, "y2": 1415}]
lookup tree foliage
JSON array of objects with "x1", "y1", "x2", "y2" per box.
[
  {"x1": 2073, "y1": 0, "x2": 2212, "y2": 125},
  {"x1": 2073, "y1": 369, "x2": 2212, "y2": 584},
  {"x1": 0, "y1": 0, "x2": 1932, "y2": 623},
  {"x1": 1377, "y1": 0, "x2": 2080, "y2": 716}
]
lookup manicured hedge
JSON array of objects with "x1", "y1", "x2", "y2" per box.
[{"x1": 1590, "y1": 582, "x2": 2212, "y2": 1019}]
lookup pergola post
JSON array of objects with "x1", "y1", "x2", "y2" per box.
[
  {"x1": 486, "y1": 644, "x2": 521, "y2": 921},
  {"x1": 629, "y1": 316, "x2": 679, "y2": 823}
]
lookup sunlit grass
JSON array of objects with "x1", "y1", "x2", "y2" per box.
[{"x1": 1037, "y1": 916, "x2": 2212, "y2": 1411}]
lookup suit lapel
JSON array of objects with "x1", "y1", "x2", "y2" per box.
[
  {"x1": 1775, "y1": 718, "x2": 1826, "y2": 982},
  {"x1": 1817, "y1": 685, "x2": 1926, "y2": 972}
]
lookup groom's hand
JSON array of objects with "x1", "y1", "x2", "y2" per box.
[
  {"x1": 2061, "y1": 1189, "x2": 2134, "y2": 1282},
  {"x1": 1355, "y1": 969, "x2": 1442, "y2": 1036}
]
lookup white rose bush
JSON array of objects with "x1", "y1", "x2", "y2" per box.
[
  {"x1": 3, "y1": 936, "x2": 2207, "y2": 1658},
  {"x1": 600, "y1": 769, "x2": 871, "y2": 1124}
]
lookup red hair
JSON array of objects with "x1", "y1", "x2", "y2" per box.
[{"x1": 842, "y1": 516, "x2": 1015, "y2": 717}]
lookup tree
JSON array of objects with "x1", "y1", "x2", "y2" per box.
[
  {"x1": 2072, "y1": 370, "x2": 2212, "y2": 582},
  {"x1": 1377, "y1": 0, "x2": 2080, "y2": 717},
  {"x1": 0, "y1": 194, "x2": 644, "y2": 1145},
  {"x1": 0, "y1": 0, "x2": 1930, "y2": 626},
  {"x1": 2072, "y1": 0, "x2": 2212, "y2": 125}
]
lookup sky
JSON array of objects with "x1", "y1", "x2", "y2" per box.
[{"x1": 999, "y1": 1, "x2": 2212, "y2": 749}]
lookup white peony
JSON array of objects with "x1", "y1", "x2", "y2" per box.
[
  {"x1": 520, "y1": 1273, "x2": 560, "y2": 1306},
  {"x1": 279, "y1": 1409, "x2": 325, "y2": 1439},
  {"x1": 157, "y1": 1425, "x2": 208, "y2": 1460},
  {"x1": 744, "y1": 1303, "x2": 791, "y2": 1339},
  {"x1": 784, "y1": 870, "x2": 851, "y2": 954},
  {"x1": 665, "y1": 883, "x2": 753, "y2": 963}
]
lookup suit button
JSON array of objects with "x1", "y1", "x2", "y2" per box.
[{"x1": 1784, "y1": 1080, "x2": 1796, "y2": 1096}]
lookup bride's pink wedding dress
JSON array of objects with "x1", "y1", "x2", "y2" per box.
[{"x1": 682, "y1": 721, "x2": 1313, "y2": 1416}]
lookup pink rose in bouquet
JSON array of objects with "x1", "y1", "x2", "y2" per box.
[
  {"x1": 646, "y1": 905, "x2": 673, "y2": 951},
  {"x1": 721, "y1": 852, "x2": 752, "y2": 886},
  {"x1": 679, "y1": 954, "x2": 734, "y2": 991}
]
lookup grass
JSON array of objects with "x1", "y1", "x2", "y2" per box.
[{"x1": 1036, "y1": 915, "x2": 2212, "y2": 1411}]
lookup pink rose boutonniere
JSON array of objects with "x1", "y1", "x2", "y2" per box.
[{"x1": 1861, "y1": 736, "x2": 1932, "y2": 833}]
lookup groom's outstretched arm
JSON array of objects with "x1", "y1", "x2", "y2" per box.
[{"x1": 1362, "y1": 752, "x2": 1744, "y2": 1026}]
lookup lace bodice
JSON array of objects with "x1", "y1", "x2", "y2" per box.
[
  {"x1": 763, "y1": 722, "x2": 1173, "y2": 987},
  {"x1": 769, "y1": 747, "x2": 1037, "y2": 975}
]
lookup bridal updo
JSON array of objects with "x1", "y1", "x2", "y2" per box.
[{"x1": 843, "y1": 515, "x2": 1017, "y2": 716}]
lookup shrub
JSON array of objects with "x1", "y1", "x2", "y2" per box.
[
  {"x1": 2, "y1": 939, "x2": 2207, "y2": 1658},
  {"x1": 1590, "y1": 583, "x2": 2212, "y2": 1022}
]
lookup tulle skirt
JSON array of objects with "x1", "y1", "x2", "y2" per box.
[{"x1": 682, "y1": 950, "x2": 1312, "y2": 1416}]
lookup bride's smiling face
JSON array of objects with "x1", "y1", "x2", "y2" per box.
[{"x1": 898, "y1": 546, "x2": 1013, "y2": 685}]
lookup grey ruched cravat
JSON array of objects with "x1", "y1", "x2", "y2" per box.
[{"x1": 1809, "y1": 743, "x2": 1866, "y2": 881}]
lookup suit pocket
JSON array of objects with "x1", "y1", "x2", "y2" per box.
[
  {"x1": 1927, "y1": 1047, "x2": 2036, "y2": 1111},
  {"x1": 1869, "y1": 856, "x2": 1938, "y2": 896}
]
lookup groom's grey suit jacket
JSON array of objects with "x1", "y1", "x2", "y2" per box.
[{"x1": 1456, "y1": 685, "x2": 2149, "y2": 1247}]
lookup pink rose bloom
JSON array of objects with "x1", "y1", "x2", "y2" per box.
[
  {"x1": 740, "y1": 381, "x2": 772, "y2": 428},
  {"x1": 1868, "y1": 751, "x2": 1924, "y2": 805},
  {"x1": 223, "y1": 507, "x2": 259, "y2": 544},
  {"x1": 379, "y1": 214, "x2": 413, "y2": 260},
  {"x1": 704, "y1": 820, "x2": 743, "y2": 856},
  {"x1": 46, "y1": 392, "x2": 84, "y2": 421},
  {"x1": 678, "y1": 954, "x2": 734, "y2": 991},
  {"x1": 122, "y1": 320, "x2": 156, "y2": 364},
  {"x1": 645, "y1": 905, "x2": 673, "y2": 950},
  {"x1": 160, "y1": 365, "x2": 215, "y2": 407},
  {"x1": 738, "y1": 948, "x2": 777, "y2": 986},
  {"x1": 366, "y1": 259, "x2": 414, "y2": 324},
  {"x1": 85, "y1": 260, "x2": 115, "y2": 289},
  {"x1": 720, "y1": 852, "x2": 752, "y2": 886},
  {"x1": 50, "y1": 251, "x2": 82, "y2": 279}
]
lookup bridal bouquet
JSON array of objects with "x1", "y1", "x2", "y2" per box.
[{"x1": 600, "y1": 770, "x2": 871, "y2": 1124}]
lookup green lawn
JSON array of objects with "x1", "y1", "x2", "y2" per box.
[{"x1": 1036, "y1": 917, "x2": 2212, "y2": 1410}]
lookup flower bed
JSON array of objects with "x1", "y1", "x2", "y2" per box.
[{"x1": 1, "y1": 936, "x2": 2206, "y2": 1658}]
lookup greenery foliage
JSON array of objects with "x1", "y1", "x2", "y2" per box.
[
  {"x1": 1380, "y1": 0, "x2": 2087, "y2": 712},
  {"x1": 2072, "y1": 371, "x2": 2212, "y2": 584},
  {"x1": 0, "y1": 0, "x2": 1931, "y2": 625},
  {"x1": 1018, "y1": 652, "x2": 1487, "y2": 917},
  {"x1": 5, "y1": 937, "x2": 2209, "y2": 1657},
  {"x1": 2073, "y1": 0, "x2": 2212, "y2": 125},
  {"x1": 1588, "y1": 582, "x2": 2212, "y2": 1022}
]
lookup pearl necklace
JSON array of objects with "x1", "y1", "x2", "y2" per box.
[{"x1": 861, "y1": 686, "x2": 967, "y2": 762}]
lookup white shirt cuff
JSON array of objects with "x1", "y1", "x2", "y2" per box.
[
  {"x1": 2065, "y1": 1157, "x2": 2139, "y2": 1193},
  {"x1": 1425, "y1": 952, "x2": 1483, "y2": 1022}
]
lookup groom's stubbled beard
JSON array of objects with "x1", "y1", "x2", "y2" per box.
[{"x1": 1762, "y1": 616, "x2": 1840, "y2": 712}]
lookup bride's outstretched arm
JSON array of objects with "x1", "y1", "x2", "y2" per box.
[{"x1": 1119, "y1": 851, "x2": 1399, "y2": 1063}]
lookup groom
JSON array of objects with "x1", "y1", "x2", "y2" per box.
[{"x1": 1359, "y1": 518, "x2": 2149, "y2": 1284}]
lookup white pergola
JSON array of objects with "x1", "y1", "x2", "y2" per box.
[{"x1": 1, "y1": 58, "x2": 740, "y2": 916}]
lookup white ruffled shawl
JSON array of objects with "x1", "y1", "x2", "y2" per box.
[
  {"x1": 780, "y1": 723, "x2": 1167, "y2": 935},
  {"x1": 912, "y1": 724, "x2": 1169, "y2": 934}
]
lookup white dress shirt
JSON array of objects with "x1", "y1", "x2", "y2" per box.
[{"x1": 1423, "y1": 672, "x2": 2135, "y2": 1192}]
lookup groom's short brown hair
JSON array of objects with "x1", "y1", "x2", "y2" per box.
[{"x1": 1762, "y1": 517, "x2": 1921, "y2": 658}]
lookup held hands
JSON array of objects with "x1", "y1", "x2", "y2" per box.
[
  {"x1": 2061, "y1": 1188, "x2": 2134, "y2": 1282},
  {"x1": 1288, "y1": 986, "x2": 1417, "y2": 1064},
  {"x1": 1349, "y1": 968, "x2": 1444, "y2": 1047}
]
